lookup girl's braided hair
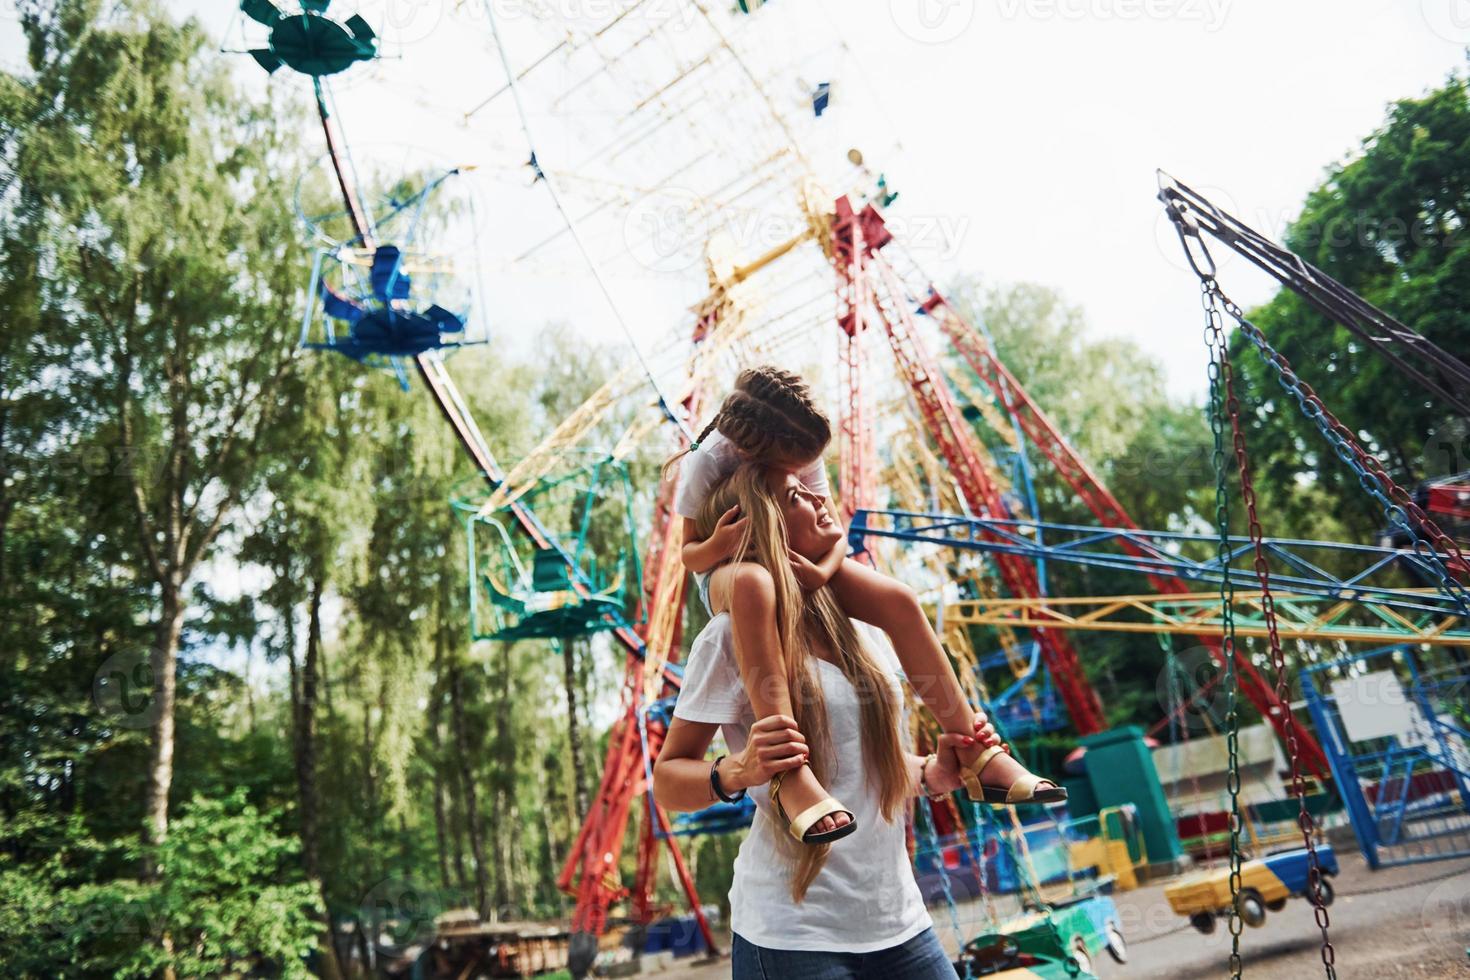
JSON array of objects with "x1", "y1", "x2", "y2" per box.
[{"x1": 663, "y1": 366, "x2": 831, "y2": 479}]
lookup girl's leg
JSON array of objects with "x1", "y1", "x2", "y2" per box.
[
  {"x1": 712, "y1": 562, "x2": 850, "y2": 835},
  {"x1": 827, "y1": 558, "x2": 1047, "y2": 791}
]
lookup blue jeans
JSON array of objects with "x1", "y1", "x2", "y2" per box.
[{"x1": 731, "y1": 927, "x2": 957, "y2": 980}]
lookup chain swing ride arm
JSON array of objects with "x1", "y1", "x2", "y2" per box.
[
  {"x1": 1161, "y1": 172, "x2": 1470, "y2": 978},
  {"x1": 1159, "y1": 180, "x2": 1470, "y2": 600},
  {"x1": 1157, "y1": 171, "x2": 1470, "y2": 419}
]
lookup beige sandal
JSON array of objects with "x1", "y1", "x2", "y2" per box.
[
  {"x1": 769, "y1": 767, "x2": 858, "y2": 844},
  {"x1": 960, "y1": 744, "x2": 1068, "y2": 805}
]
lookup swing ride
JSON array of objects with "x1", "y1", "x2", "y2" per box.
[
  {"x1": 451, "y1": 454, "x2": 644, "y2": 642},
  {"x1": 300, "y1": 168, "x2": 486, "y2": 388},
  {"x1": 235, "y1": 0, "x2": 1470, "y2": 977}
]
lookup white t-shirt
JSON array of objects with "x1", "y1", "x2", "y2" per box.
[
  {"x1": 673, "y1": 429, "x2": 831, "y2": 520},
  {"x1": 671, "y1": 613, "x2": 931, "y2": 953}
]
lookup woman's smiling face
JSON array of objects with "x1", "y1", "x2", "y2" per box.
[{"x1": 764, "y1": 468, "x2": 841, "y2": 560}]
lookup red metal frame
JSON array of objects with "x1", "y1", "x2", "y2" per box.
[{"x1": 834, "y1": 197, "x2": 876, "y2": 524}]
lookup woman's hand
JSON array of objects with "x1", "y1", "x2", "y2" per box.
[{"x1": 722, "y1": 714, "x2": 809, "y2": 792}]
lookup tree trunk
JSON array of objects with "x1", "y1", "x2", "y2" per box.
[
  {"x1": 294, "y1": 575, "x2": 342, "y2": 980},
  {"x1": 428, "y1": 685, "x2": 452, "y2": 892},
  {"x1": 142, "y1": 581, "x2": 184, "y2": 876},
  {"x1": 562, "y1": 640, "x2": 589, "y2": 822},
  {"x1": 448, "y1": 755, "x2": 469, "y2": 896},
  {"x1": 489, "y1": 642, "x2": 514, "y2": 918},
  {"x1": 449, "y1": 660, "x2": 491, "y2": 919}
]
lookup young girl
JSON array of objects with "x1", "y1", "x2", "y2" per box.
[{"x1": 669, "y1": 366, "x2": 1065, "y2": 843}]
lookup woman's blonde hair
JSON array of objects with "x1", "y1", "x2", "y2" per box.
[{"x1": 696, "y1": 463, "x2": 909, "y2": 903}]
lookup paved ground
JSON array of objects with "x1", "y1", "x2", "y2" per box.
[{"x1": 636, "y1": 852, "x2": 1470, "y2": 979}]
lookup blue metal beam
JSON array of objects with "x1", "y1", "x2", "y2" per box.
[{"x1": 852, "y1": 509, "x2": 1466, "y2": 620}]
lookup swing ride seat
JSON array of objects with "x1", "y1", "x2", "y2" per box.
[
  {"x1": 999, "y1": 893, "x2": 1125, "y2": 974},
  {"x1": 309, "y1": 244, "x2": 475, "y2": 362},
  {"x1": 240, "y1": 0, "x2": 377, "y2": 77},
  {"x1": 952, "y1": 933, "x2": 1094, "y2": 979},
  {"x1": 481, "y1": 550, "x2": 628, "y2": 641},
  {"x1": 1164, "y1": 843, "x2": 1339, "y2": 931},
  {"x1": 459, "y1": 455, "x2": 643, "y2": 643}
]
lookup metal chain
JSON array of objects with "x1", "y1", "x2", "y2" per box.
[
  {"x1": 961, "y1": 796, "x2": 1080, "y2": 977},
  {"x1": 1220, "y1": 298, "x2": 1470, "y2": 620},
  {"x1": 955, "y1": 793, "x2": 999, "y2": 927},
  {"x1": 1210, "y1": 282, "x2": 1338, "y2": 977},
  {"x1": 918, "y1": 796, "x2": 974, "y2": 980},
  {"x1": 1160, "y1": 632, "x2": 1218, "y2": 866},
  {"x1": 1201, "y1": 280, "x2": 1245, "y2": 979}
]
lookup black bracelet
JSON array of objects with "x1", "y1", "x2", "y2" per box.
[{"x1": 710, "y1": 755, "x2": 746, "y2": 803}]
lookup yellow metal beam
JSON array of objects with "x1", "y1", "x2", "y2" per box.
[{"x1": 932, "y1": 589, "x2": 1470, "y2": 646}]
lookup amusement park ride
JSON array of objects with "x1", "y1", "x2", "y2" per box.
[{"x1": 234, "y1": 1, "x2": 1470, "y2": 977}]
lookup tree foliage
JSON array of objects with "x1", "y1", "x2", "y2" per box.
[{"x1": 1231, "y1": 72, "x2": 1470, "y2": 540}]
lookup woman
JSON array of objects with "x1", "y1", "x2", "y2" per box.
[{"x1": 651, "y1": 463, "x2": 1001, "y2": 979}]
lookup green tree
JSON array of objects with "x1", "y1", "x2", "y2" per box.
[
  {"x1": 0, "y1": 791, "x2": 319, "y2": 979},
  {"x1": 3, "y1": 0, "x2": 311, "y2": 868},
  {"x1": 1231, "y1": 70, "x2": 1470, "y2": 541}
]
